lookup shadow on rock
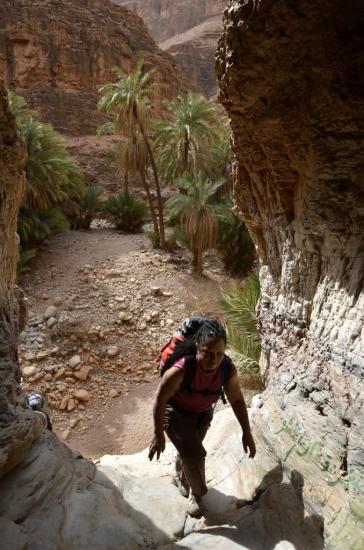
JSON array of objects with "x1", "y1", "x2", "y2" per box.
[{"x1": 175, "y1": 464, "x2": 325, "y2": 549}]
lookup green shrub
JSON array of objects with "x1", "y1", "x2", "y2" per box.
[
  {"x1": 71, "y1": 185, "x2": 104, "y2": 229},
  {"x1": 219, "y1": 274, "x2": 261, "y2": 374},
  {"x1": 103, "y1": 192, "x2": 147, "y2": 232},
  {"x1": 17, "y1": 248, "x2": 37, "y2": 274},
  {"x1": 147, "y1": 230, "x2": 160, "y2": 248},
  {"x1": 217, "y1": 199, "x2": 256, "y2": 276},
  {"x1": 18, "y1": 208, "x2": 70, "y2": 247}
]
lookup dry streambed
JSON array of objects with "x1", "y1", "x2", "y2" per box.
[{"x1": 19, "y1": 228, "x2": 234, "y2": 455}]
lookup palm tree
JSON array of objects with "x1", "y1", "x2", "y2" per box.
[
  {"x1": 166, "y1": 173, "x2": 223, "y2": 275},
  {"x1": 219, "y1": 274, "x2": 261, "y2": 373},
  {"x1": 98, "y1": 61, "x2": 166, "y2": 247},
  {"x1": 8, "y1": 92, "x2": 83, "y2": 211},
  {"x1": 114, "y1": 135, "x2": 160, "y2": 239},
  {"x1": 155, "y1": 93, "x2": 222, "y2": 183}
]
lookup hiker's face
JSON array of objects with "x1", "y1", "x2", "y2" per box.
[{"x1": 197, "y1": 337, "x2": 226, "y2": 372}]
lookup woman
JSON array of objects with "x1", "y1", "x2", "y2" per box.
[{"x1": 148, "y1": 319, "x2": 256, "y2": 517}]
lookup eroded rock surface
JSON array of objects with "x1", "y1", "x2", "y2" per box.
[
  {"x1": 160, "y1": 16, "x2": 222, "y2": 97},
  {"x1": 115, "y1": 0, "x2": 226, "y2": 43},
  {"x1": 217, "y1": 0, "x2": 364, "y2": 546},
  {"x1": 0, "y1": 80, "x2": 45, "y2": 479},
  {"x1": 0, "y1": 407, "x2": 324, "y2": 549},
  {"x1": 0, "y1": 0, "x2": 185, "y2": 135}
]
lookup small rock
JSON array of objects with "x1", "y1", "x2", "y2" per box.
[
  {"x1": 61, "y1": 429, "x2": 71, "y2": 441},
  {"x1": 166, "y1": 318, "x2": 174, "y2": 327},
  {"x1": 74, "y1": 389, "x2": 91, "y2": 402},
  {"x1": 55, "y1": 367, "x2": 66, "y2": 380},
  {"x1": 59, "y1": 395, "x2": 70, "y2": 410},
  {"x1": 67, "y1": 398, "x2": 76, "y2": 411},
  {"x1": 151, "y1": 311, "x2": 159, "y2": 319},
  {"x1": 36, "y1": 350, "x2": 49, "y2": 361},
  {"x1": 68, "y1": 355, "x2": 81, "y2": 368},
  {"x1": 150, "y1": 286, "x2": 162, "y2": 296},
  {"x1": 47, "y1": 317, "x2": 57, "y2": 328},
  {"x1": 44, "y1": 305, "x2": 58, "y2": 320},
  {"x1": 54, "y1": 297, "x2": 63, "y2": 306},
  {"x1": 69, "y1": 418, "x2": 79, "y2": 428},
  {"x1": 74, "y1": 366, "x2": 91, "y2": 381},
  {"x1": 118, "y1": 311, "x2": 131, "y2": 322},
  {"x1": 107, "y1": 346, "x2": 119, "y2": 357},
  {"x1": 50, "y1": 346, "x2": 60, "y2": 355},
  {"x1": 23, "y1": 366, "x2": 37, "y2": 377},
  {"x1": 109, "y1": 389, "x2": 119, "y2": 398},
  {"x1": 44, "y1": 373, "x2": 53, "y2": 382}
]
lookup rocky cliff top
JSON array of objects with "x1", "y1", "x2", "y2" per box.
[
  {"x1": 160, "y1": 16, "x2": 223, "y2": 96},
  {"x1": 0, "y1": 0, "x2": 185, "y2": 135},
  {"x1": 115, "y1": 0, "x2": 227, "y2": 43}
]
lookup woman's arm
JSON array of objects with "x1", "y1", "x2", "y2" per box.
[
  {"x1": 148, "y1": 367, "x2": 183, "y2": 460},
  {"x1": 225, "y1": 372, "x2": 256, "y2": 458}
]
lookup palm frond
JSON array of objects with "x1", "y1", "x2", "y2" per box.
[{"x1": 219, "y1": 274, "x2": 261, "y2": 373}]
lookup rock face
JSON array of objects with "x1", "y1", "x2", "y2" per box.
[
  {"x1": 117, "y1": 0, "x2": 225, "y2": 96},
  {"x1": 160, "y1": 16, "x2": 222, "y2": 97},
  {"x1": 0, "y1": 406, "x2": 324, "y2": 549},
  {"x1": 115, "y1": 0, "x2": 226, "y2": 43},
  {"x1": 217, "y1": 0, "x2": 364, "y2": 546},
  {"x1": 0, "y1": 0, "x2": 185, "y2": 135},
  {"x1": 0, "y1": 80, "x2": 44, "y2": 478}
]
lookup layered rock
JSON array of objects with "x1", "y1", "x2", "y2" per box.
[
  {"x1": 0, "y1": 80, "x2": 44, "y2": 478},
  {"x1": 217, "y1": 0, "x2": 364, "y2": 546},
  {"x1": 160, "y1": 16, "x2": 222, "y2": 97},
  {"x1": 0, "y1": 0, "x2": 185, "y2": 135},
  {"x1": 115, "y1": 0, "x2": 227, "y2": 43}
]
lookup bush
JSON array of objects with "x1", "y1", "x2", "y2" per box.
[
  {"x1": 217, "y1": 200, "x2": 256, "y2": 276},
  {"x1": 103, "y1": 192, "x2": 147, "y2": 232},
  {"x1": 71, "y1": 185, "x2": 104, "y2": 229},
  {"x1": 219, "y1": 274, "x2": 261, "y2": 374}
]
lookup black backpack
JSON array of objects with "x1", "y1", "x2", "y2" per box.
[{"x1": 159, "y1": 317, "x2": 233, "y2": 405}]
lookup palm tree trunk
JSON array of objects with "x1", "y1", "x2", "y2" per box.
[
  {"x1": 138, "y1": 119, "x2": 166, "y2": 248},
  {"x1": 139, "y1": 166, "x2": 160, "y2": 246},
  {"x1": 124, "y1": 173, "x2": 129, "y2": 196},
  {"x1": 192, "y1": 245, "x2": 203, "y2": 276}
]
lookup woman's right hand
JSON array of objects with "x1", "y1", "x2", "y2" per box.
[{"x1": 148, "y1": 432, "x2": 166, "y2": 461}]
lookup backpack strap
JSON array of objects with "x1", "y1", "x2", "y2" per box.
[
  {"x1": 180, "y1": 354, "x2": 198, "y2": 393},
  {"x1": 219, "y1": 356, "x2": 234, "y2": 404}
]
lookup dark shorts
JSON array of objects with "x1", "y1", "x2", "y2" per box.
[{"x1": 164, "y1": 403, "x2": 213, "y2": 459}]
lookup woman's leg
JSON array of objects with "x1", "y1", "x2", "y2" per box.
[{"x1": 164, "y1": 406, "x2": 212, "y2": 498}]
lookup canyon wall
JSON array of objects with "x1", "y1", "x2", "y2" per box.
[
  {"x1": 0, "y1": 0, "x2": 185, "y2": 135},
  {"x1": 160, "y1": 16, "x2": 222, "y2": 97},
  {"x1": 117, "y1": 0, "x2": 226, "y2": 96},
  {"x1": 0, "y1": 80, "x2": 44, "y2": 480},
  {"x1": 217, "y1": 0, "x2": 364, "y2": 546},
  {"x1": 115, "y1": 0, "x2": 227, "y2": 43}
]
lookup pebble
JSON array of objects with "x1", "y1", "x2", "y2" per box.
[
  {"x1": 61, "y1": 429, "x2": 71, "y2": 440},
  {"x1": 107, "y1": 346, "x2": 119, "y2": 357},
  {"x1": 36, "y1": 350, "x2": 49, "y2": 361},
  {"x1": 47, "y1": 317, "x2": 57, "y2": 328},
  {"x1": 75, "y1": 389, "x2": 91, "y2": 402},
  {"x1": 44, "y1": 305, "x2": 58, "y2": 320},
  {"x1": 23, "y1": 366, "x2": 37, "y2": 377},
  {"x1": 74, "y1": 366, "x2": 91, "y2": 381},
  {"x1": 109, "y1": 389, "x2": 119, "y2": 398},
  {"x1": 68, "y1": 355, "x2": 81, "y2": 368}
]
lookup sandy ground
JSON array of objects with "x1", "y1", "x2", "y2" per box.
[{"x1": 20, "y1": 227, "x2": 262, "y2": 459}]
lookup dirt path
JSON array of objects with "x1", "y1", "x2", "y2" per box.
[{"x1": 20, "y1": 227, "x2": 252, "y2": 459}]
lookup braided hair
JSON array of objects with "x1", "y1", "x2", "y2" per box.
[{"x1": 163, "y1": 319, "x2": 227, "y2": 372}]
